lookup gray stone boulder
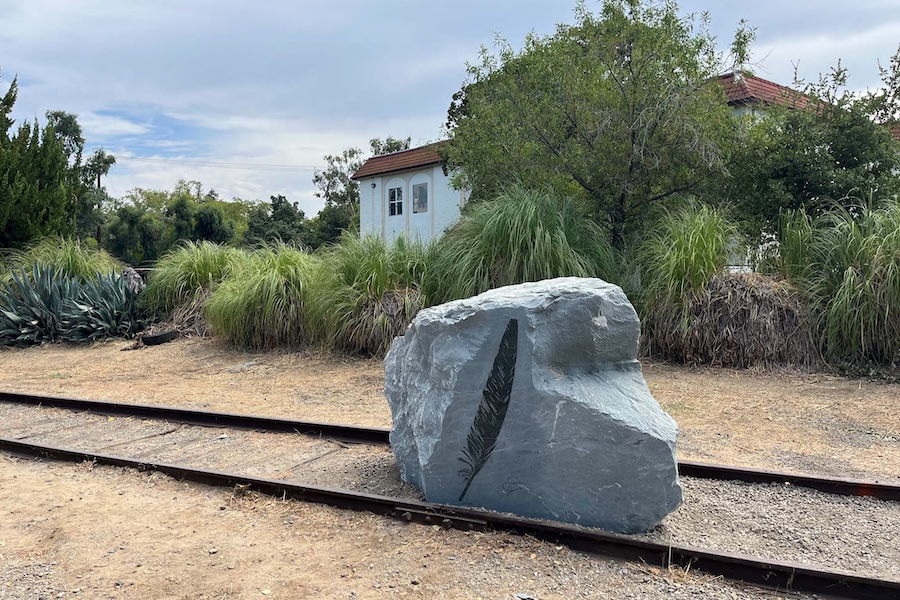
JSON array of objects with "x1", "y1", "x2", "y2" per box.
[{"x1": 384, "y1": 277, "x2": 682, "y2": 534}]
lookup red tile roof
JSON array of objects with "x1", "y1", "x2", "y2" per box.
[
  {"x1": 718, "y1": 73, "x2": 811, "y2": 109},
  {"x1": 888, "y1": 122, "x2": 900, "y2": 142},
  {"x1": 351, "y1": 144, "x2": 444, "y2": 180}
]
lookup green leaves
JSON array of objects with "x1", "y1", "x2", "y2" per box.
[
  {"x1": 443, "y1": 0, "x2": 747, "y2": 249},
  {"x1": 0, "y1": 264, "x2": 147, "y2": 346}
]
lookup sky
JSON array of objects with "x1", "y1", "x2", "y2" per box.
[{"x1": 2, "y1": 0, "x2": 899, "y2": 216}]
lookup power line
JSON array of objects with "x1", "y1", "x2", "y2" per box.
[{"x1": 116, "y1": 156, "x2": 323, "y2": 172}]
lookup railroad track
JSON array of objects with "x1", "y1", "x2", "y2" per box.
[{"x1": 1, "y1": 390, "x2": 898, "y2": 599}]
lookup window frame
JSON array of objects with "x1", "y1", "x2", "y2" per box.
[
  {"x1": 388, "y1": 186, "x2": 403, "y2": 217},
  {"x1": 412, "y1": 182, "x2": 428, "y2": 214}
]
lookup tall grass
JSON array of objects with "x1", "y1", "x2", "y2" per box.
[
  {"x1": 203, "y1": 243, "x2": 318, "y2": 349},
  {"x1": 2, "y1": 236, "x2": 122, "y2": 284},
  {"x1": 307, "y1": 234, "x2": 428, "y2": 356},
  {"x1": 784, "y1": 199, "x2": 900, "y2": 367},
  {"x1": 633, "y1": 203, "x2": 815, "y2": 368},
  {"x1": 425, "y1": 187, "x2": 618, "y2": 304},
  {"x1": 141, "y1": 241, "x2": 248, "y2": 314},
  {"x1": 638, "y1": 203, "x2": 742, "y2": 306}
]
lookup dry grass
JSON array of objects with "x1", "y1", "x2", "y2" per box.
[{"x1": 644, "y1": 272, "x2": 818, "y2": 369}]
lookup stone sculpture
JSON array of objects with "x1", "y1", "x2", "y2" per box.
[{"x1": 384, "y1": 277, "x2": 682, "y2": 534}]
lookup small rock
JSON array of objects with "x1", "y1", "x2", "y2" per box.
[{"x1": 209, "y1": 548, "x2": 218, "y2": 555}]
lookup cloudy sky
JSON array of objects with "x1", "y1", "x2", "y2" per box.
[{"x1": 2, "y1": 0, "x2": 899, "y2": 216}]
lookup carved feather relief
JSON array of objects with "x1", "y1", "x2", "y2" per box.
[{"x1": 457, "y1": 318, "x2": 518, "y2": 502}]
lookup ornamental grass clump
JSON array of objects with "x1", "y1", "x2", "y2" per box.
[
  {"x1": 425, "y1": 187, "x2": 618, "y2": 304},
  {"x1": 203, "y1": 243, "x2": 317, "y2": 350},
  {"x1": 785, "y1": 200, "x2": 900, "y2": 368},
  {"x1": 142, "y1": 240, "x2": 248, "y2": 313},
  {"x1": 307, "y1": 234, "x2": 428, "y2": 357},
  {"x1": 1, "y1": 236, "x2": 122, "y2": 284},
  {"x1": 638, "y1": 203, "x2": 816, "y2": 368}
]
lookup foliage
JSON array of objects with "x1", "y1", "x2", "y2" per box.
[
  {"x1": 643, "y1": 272, "x2": 818, "y2": 369},
  {"x1": 711, "y1": 48, "x2": 900, "y2": 233},
  {"x1": 0, "y1": 74, "x2": 74, "y2": 248},
  {"x1": 443, "y1": 0, "x2": 751, "y2": 249},
  {"x1": 0, "y1": 264, "x2": 145, "y2": 346},
  {"x1": 245, "y1": 195, "x2": 309, "y2": 247},
  {"x1": 1, "y1": 236, "x2": 122, "y2": 285},
  {"x1": 782, "y1": 199, "x2": 900, "y2": 367},
  {"x1": 203, "y1": 243, "x2": 318, "y2": 350},
  {"x1": 307, "y1": 234, "x2": 427, "y2": 357},
  {"x1": 425, "y1": 187, "x2": 618, "y2": 304},
  {"x1": 104, "y1": 180, "x2": 243, "y2": 264},
  {"x1": 638, "y1": 203, "x2": 741, "y2": 305},
  {"x1": 141, "y1": 240, "x2": 248, "y2": 314}
]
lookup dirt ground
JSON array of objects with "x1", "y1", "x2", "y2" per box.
[{"x1": 0, "y1": 337, "x2": 898, "y2": 599}]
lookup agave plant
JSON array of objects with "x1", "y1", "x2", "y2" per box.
[
  {"x1": 0, "y1": 264, "x2": 148, "y2": 347},
  {"x1": 0, "y1": 265, "x2": 78, "y2": 346}
]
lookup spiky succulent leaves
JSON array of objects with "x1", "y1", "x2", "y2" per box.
[
  {"x1": 457, "y1": 318, "x2": 518, "y2": 502},
  {"x1": 59, "y1": 272, "x2": 147, "y2": 342},
  {"x1": 0, "y1": 265, "x2": 78, "y2": 346}
]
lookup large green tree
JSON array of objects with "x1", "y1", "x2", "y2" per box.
[{"x1": 443, "y1": 0, "x2": 752, "y2": 250}]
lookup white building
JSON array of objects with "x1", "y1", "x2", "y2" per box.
[{"x1": 351, "y1": 144, "x2": 468, "y2": 243}]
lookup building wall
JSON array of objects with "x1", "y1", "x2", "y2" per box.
[{"x1": 358, "y1": 165, "x2": 468, "y2": 243}]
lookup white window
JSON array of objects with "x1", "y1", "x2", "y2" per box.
[
  {"x1": 388, "y1": 187, "x2": 403, "y2": 216},
  {"x1": 413, "y1": 183, "x2": 428, "y2": 213}
]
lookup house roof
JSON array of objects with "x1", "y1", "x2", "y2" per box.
[
  {"x1": 718, "y1": 72, "x2": 811, "y2": 109},
  {"x1": 351, "y1": 144, "x2": 444, "y2": 180},
  {"x1": 889, "y1": 122, "x2": 900, "y2": 142}
]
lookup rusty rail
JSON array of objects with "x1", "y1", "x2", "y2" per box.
[{"x1": 1, "y1": 436, "x2": 897, "y2": 600}]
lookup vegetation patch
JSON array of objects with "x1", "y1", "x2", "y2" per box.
[
  {"x1": 645, "y1": 273, "x2": 818, "y2": 369},
  {"x1": 203, "y1": 243, "x2": 317, "y2": 350},
  {"x1": 308, "y1": 235, "x2": 426, "y2": 357},
  {"x1": 425, "y1": 187, "x2": 617, "y2": 304}
]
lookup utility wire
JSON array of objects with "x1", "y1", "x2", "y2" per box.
[{"x1": 117, "y1": 156, "x2": 323, "y2": 172}]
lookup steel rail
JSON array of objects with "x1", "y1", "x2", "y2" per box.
[
  {"x1": 2, "y1": 390, "x2": 899, "y2": 501},
  {"x1": 0, "y1": 435, "x2": 896, "y2": 600}
]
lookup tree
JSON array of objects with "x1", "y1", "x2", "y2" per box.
[
  {"x1": 245, "y1": 195, "x2": 309, "y2": 247},
  {"x1": 709, "y1": 47, "x2": 900, "y2": 232},
  {"x1": 0, "y1": 72, "x2": 75, "y2": 248},
  {"x1": 443, "y1": 0, "x2": 752, "y2": 250}
]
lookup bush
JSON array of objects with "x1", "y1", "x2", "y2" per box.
[
  {"x1": 1, "y1": 236, "x2": 122, "y2": 284},
  {"x1": 784, "y1": 200, "x2": 900, "y2": 367},
  {"x1": 142, "y1": 240, "x2": 248, "y2": 314},
  {"x1": 638, "y1": 203, "x2": 741, "y2": 306},
  {"x1": 307, "y1": 234, "x2": 427, "y2": 357},
  {"x1": 0, "y1": 264, "x2": 146, "y2": 346},
  {"x1": 636, "y1": 203, "x2": 815, "y2": 368},
  {"x1": 644, "y1": 272, "x2": 818, "y2": 368},
  {"x1": 425, "y1": 187, "x2": 618, "y2": 304},
  {"x1": 203, "y1": 243, "x2": 317, "y2": 349}
]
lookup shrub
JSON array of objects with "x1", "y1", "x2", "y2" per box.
[
  {"x1": 0, "y1": 264, "x2": 146, "y2": 346},
  {"x1": 636, "y1": 203, "x2": 815, "y2": 368},
  {"x1": 425, "y1": 187, "x2": 618, "y2": 304},
  {"x1": 142, "y1": 240, "x2": 248, "y2": 314},
  {"x1": 644, "y1": 272, "x2": 818, "y2": 368},
  {"x1": 786, "y1": 200, "x2": 900, "y2": 367},
  {"x1": 203, "y1": 243, "x2": 317, "y2": 349},
  {"x1": 307, "y1": 234, "x2": 427, "y2": 357},
  {"x1": 638, "y1": 203, "x2": 741, "y2": 306},
  {"x1": 1, "y1": 236, "x2": 122, "y2": 284}
]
